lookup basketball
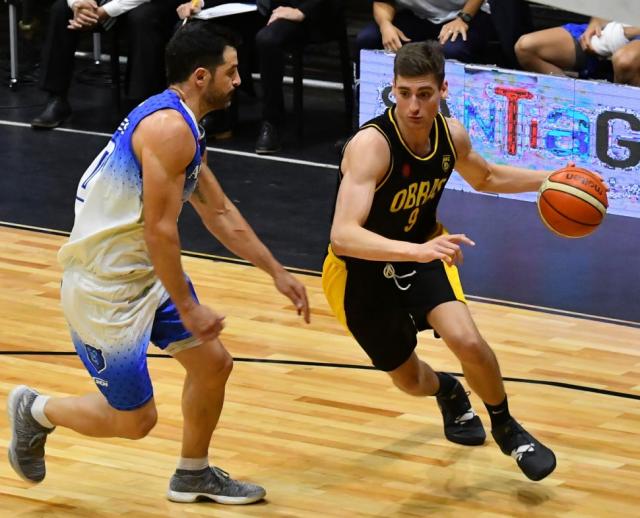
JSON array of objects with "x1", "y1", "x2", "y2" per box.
[{"x1": 537, "y1": 166, "x2": 608, "y2": 238}]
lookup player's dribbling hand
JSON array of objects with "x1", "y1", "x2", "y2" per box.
[
  {"x1": 273, "y1": 270, "x2": 311, "y2": 323},
  {"x1": 415, "y1": 234, "x2": 475, "y2": 265},
  {"x1": 181, "y1": 304, "x2": 226, "y2": 342}
]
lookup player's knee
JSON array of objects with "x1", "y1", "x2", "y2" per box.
[
  {"x1": 200, "y1": 350, "x2": 234, "y2": 388},
  {"x1": 218, "y1": 351, "x2": 234, "y2": 380},
  {"x1": 448, "y1": 335, "x2": 490, "y2": 365},
  {"x1": 121, "y1": 405, "x2": 158, "y2": 439}
]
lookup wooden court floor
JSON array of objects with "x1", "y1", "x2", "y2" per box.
[{"x1": 1, "y1": 225, "x2": 639, "y2": 517}]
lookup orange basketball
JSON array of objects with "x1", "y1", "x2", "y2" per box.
[{"x1": 537, "y1": 166, "x2": 608, "y2": 238}]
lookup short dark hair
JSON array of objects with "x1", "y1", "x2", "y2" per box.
[
  {"x1": 165, "y1": 22, "x2": 240, "y2": 84},
  {"x1": 394, "y1": 41, "x2": 445, "y2": 86}
]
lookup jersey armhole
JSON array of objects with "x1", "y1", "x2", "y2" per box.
[
  {"x1": 439, "y1": 113, "x2": 458, "y2": 162},
  {"x1": 359, "y1": 123, "x2": 394, "y2": 192}
]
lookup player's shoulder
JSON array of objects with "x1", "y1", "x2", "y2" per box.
[
  {"x1": 346, "y1": 126, "x2": 391, "y2": 155},
  {"x1": 443, "y1": 116, "x2": 471, "y2": 155},
  {"x1": 342, "y1": 127, "x2": 391, "y2": 180},
  {"x1": 138, "y1": 109, "x2": 192, "y2": 139},
  {"x1": 133, "y1": 109, "x2": 195, "y2": 163}
]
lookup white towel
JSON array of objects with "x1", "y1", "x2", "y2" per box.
[{"x1": 590, "y1": 22, "x2": 630, "y2": 57}]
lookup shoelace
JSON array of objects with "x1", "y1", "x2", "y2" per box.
[
  {"x1": 26, "y1": 432, "x2": 47, "y2": 453},
  {"x1": 383, "y1": 263, "x2": 416, "y2": 291},
  {"x1": 211, "y1": 466, "x2": 230, "y2": 479},
  {"x1": 445, "y1": 390, "x2": 476, "y2": 424}
]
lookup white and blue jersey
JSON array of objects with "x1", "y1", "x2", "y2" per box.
[{"x1": 58, "y1": 89, "x2": 206, "y2": 410}]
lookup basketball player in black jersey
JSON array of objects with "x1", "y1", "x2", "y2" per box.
[{"x1": 323, "y1": 41, "x2": 556, "y2": 481}]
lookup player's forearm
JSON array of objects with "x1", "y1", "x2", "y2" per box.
[
  {"x1": 331, "y1": 224, "x2": 418, "y2": 262},
  {"x1": 144, "y1": 223, "x2": 195, "y2": 313},
  {"x1": 477, "y1": 164, "x2": 548, "y2": 194},
  {"x1": 202, "y1": 203, "x2": 285, "y2": 278}
]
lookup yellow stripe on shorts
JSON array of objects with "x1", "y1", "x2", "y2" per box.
[{"x1": 321, "y1": 245, "x2": 349, "y2": 329}]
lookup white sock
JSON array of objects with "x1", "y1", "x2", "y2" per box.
[
  {"x1": 30, "y1": 395, "x2": 54, "y2": 429},
  {"x1": 177, "y1": 457, "x2": 209, "y2": 471}
]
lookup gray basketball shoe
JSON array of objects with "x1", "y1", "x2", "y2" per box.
[
  {"x1": 167, "y1": 466, "x2": 266, "y2": 504},
  {"x1": 7, "y1": 385, "x2": 55, "y2": 483}
]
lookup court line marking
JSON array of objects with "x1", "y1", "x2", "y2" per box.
[
  {"x1": 2, "y1": 220, "x2": 639, "y2": 328},
  {"x1": 1, "y1": 350, "x2": 638, "y2": 400},
  {"x1": 0, "y1": 119, "x2": 339, "y2": 170}
]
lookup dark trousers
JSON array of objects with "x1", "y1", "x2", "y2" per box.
[
  {"x1": 356, "y1": 10, "x2": 494, "y2": 64},
  {"x1": 487, "y1": 0, "x2": 532, "y2": 69},
  {"x1": 255, "y1": 14, "x2": 331, "y2": 125},
  {"x1": 256, "y1": 18, "x2": 305, "y2": 124},
  {"x1": 40, "y1": 0, "x2": 178, "y2": 100}
]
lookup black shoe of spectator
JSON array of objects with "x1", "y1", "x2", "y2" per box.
[
  {"x1": 255, "y1": 121, "x2": 281, "y2": 154},
  {"x1": 31, "y1": 96, "x2": 71, "y2": 129},
  {"x1": 492, "y1": 418, "x2": 556, "y2": 481}
]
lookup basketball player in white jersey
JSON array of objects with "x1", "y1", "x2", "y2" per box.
[{"x1": 7, "y1": 22, "x2": 309, "y2": 504}]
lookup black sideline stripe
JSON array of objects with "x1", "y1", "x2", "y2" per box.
[
  {"x1": 0, "y1": 350, "x2": 638, "y2": 401},
  {"x1": 1, "y1": 222, "x2": 638, "y2": 329}
]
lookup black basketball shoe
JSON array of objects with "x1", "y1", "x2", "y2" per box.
[
  {"x1": 436, "y1": 377, "x2": 486, "y2": 446},
  {"x1": 492, "y1": 418, "x2": 556, "y2": 481}
]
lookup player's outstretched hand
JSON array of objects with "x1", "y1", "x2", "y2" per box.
[
  {"x1": 181, "y1": 304, "x2": 226, "y2": 342},
  {"x1": 274, "y1": 270, "x2": 311, "y2": 323},
  {"x1": 415, "y1": 234, "x2": 475, "y2": 265}
]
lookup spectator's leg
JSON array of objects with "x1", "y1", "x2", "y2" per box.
[
  {"x1": 356, "y1": 21, "x2": 384, "y2": 50},
  {"x1": 39, "y1": 0, "x2": 78, "y2": 97},
  {"x1": 256, "y1": 19, "x2": 305, "y2": 125},
  {"x1": 31, "y1": 0, "x2": 76, "y2": 128},
  {"x1": 123, "y1": 1, "x2": 177, "y2": 103},
  {"x1": 612, "y1": 40, "x2": 640, "y2": 86},
  {"x1": 515, "y1": 27, "x2": 579, "y2": 75},
  {"x1": 441, "y1": 11, "x2": 493, "y2": 64},
  {"x1": 255, "y1": 18, "x2": 305, "y2": 153},
  {"x1": 389, "y1": 11, "x2": 440, "y2": 44}
]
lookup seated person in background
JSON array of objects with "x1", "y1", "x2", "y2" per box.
[
  {"x1": 515, "y1": 17, "x2": 640, "y2": 86},
  {"x1": 253, "y1": 0, "x2": 335, "y2": 154},
  {"x1": 356, "y1": 0, "x2": 494, "y2": 63},
  {"x1": 176, "y1": 0, "x2": 262, "y2": 140},
  {"x1": 31, "y1": 0, "x2": 180, "y2": 129}
]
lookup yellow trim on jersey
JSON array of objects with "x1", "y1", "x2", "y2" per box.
[
  {"x1": 322, "y1": 245, "x2": 349, "y2": 330},
  {"x1": 388, "y1": 108, "x2": 439, "y2": 161},
  {"x1": 360, "y1": 123, "x2": 395, "y2": 192},
  {"x1": 439, "y1": 113, "x2": 458, "y2": 161}
]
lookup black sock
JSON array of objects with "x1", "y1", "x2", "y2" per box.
[
  {"x1": 484, "y1": 397, "x2": 511, "y2": 429},
  {"x1": 435, "y1": 372, "x2": 457, "y2": 396}
]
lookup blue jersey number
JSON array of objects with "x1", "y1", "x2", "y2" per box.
[{"x1": 76, "y1": 140, "x2": 116, "y2": 203}]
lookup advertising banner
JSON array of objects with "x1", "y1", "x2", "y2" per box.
[{"x1": 359, "y1": 50, "x2": 640, "y2": 217}]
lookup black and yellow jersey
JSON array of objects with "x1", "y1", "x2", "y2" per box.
[{"x1": 340, "y1": 106, "x2": 457, "y2": 244}]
